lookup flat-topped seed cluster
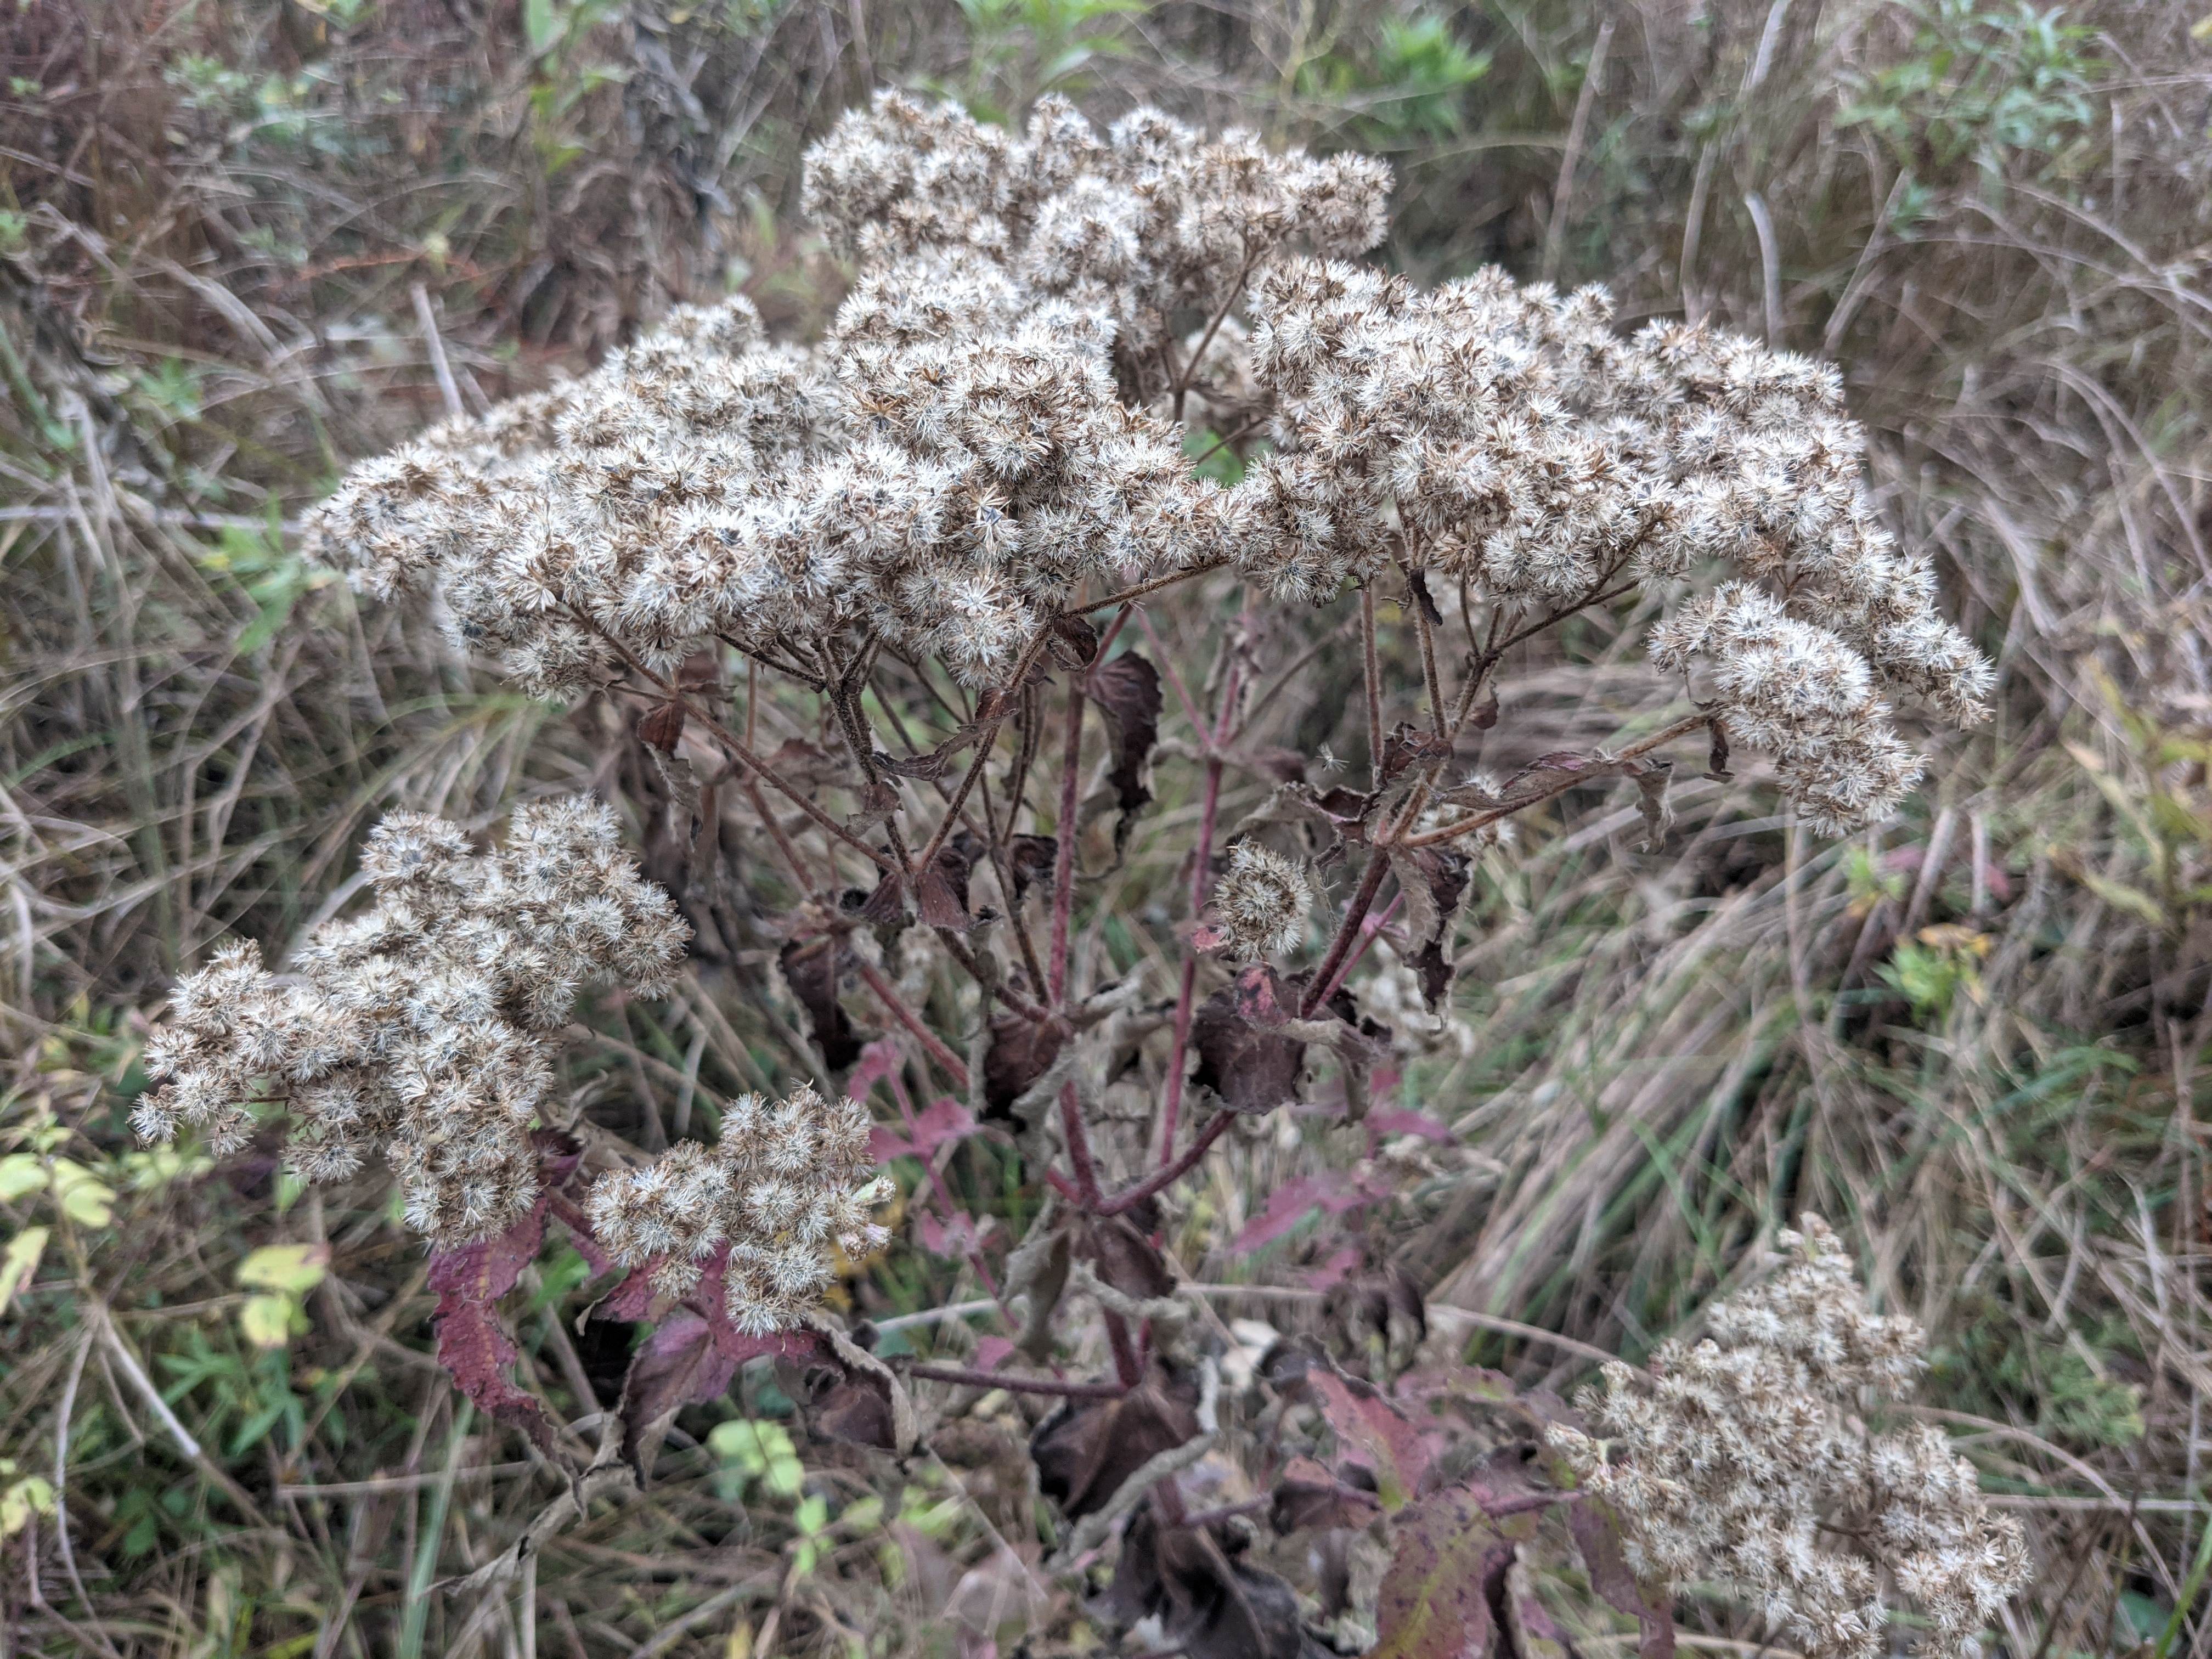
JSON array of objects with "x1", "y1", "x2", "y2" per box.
[
  {"x1": 1549, "y1": 1217, "x2": 2029, "y2": 1659},
  {"x1": 304, "y1": 89, "x2": 1988, "y2": 832},
  {"x1": 134, "y1": 800, "x2": 689, "y2": 1248}
]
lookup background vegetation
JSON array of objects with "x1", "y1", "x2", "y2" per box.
[{"x1": 3, "y1": 0, "x2": 2210, "y2": 1653}]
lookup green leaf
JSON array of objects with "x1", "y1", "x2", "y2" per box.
[
  {"x1": 239, "y1": 1242, "x2": 331, "y2": 1295},
  {"x1": 0, "y1": 1476, "x2": 56, "y2": 1538},
  {"x1": 523, "y1": 0, "x2": 561, "y2": 53},
  {"x1": 2074, "y1": 869, "x2": 2166, "y2": 927},
  {"x1": 0, "y1": 1227, "x2": 48, "y2": 1310},
  {"x1": 710, "y1": 1418, "x2": 804, "y2": 1497}
]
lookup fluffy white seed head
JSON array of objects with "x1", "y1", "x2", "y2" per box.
[
  {"x1": 1548, "y1": 1216, "x2": 2029, "y2": 1659},
  {"x1": 135, "y1": 799, "x2": 689, "y2": 1248},
  {"x1": 585, "y1": 1085, "x2": 888, "y2": 1334},
  {"x1": 305, "y1": 94, "x2": 1985, "y2": 833},
  {"x1": 1211, "y1": 840, "x2": 1313, "y2": 960}
]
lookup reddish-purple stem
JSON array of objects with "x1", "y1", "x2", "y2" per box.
[
  {"x1": 1104, "y1": 1310, "x2": 1143, "y2": 1386},
  {"x1": 1101, "y1": 1111, "x2": 1234, "y2": 1216},
  {"x1": 853, "y1": 958, "x2": 970, "y2": 1090},
  {"x1": 1042, "y1": 678, "x2": 1113, "y2": 1210},
  {"x1": 1311, "y1": 891, "x2": 1404, "y2": 1013},
  {"x1": 1151, "y1": 616, "x2": 1240, "y2": 1169},
  {"x1": 1135, "y1": 608, "x2": 1206, "y2": 736},
  {"x1": 1301, "y1": 854, "x2": 1393, "y2": 1019},
  {"x1": 1154, "y1": 748, "x2": 1226, "y2": 1166},
  {"x1": 1047, "y1": 682, "x2": 1085, "y2": 1006},
  {"x1": 1059, "y1": 1082, "x2": 1103, "y2": 1207}
]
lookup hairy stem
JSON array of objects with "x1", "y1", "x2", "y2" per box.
[
  {"x1": 1047, "y1": 681, "x2": 1085, "y2": 1006},
  {"x1": 1362, "y1": 581, "x2": 1386, "y2": 789},
  {"x1": 1079, "y1": 557, "x2": 1230, "y2": 618},
  {"x1": 1300, "y1": 853, "x2": 1393, "y2": 1020},
  {"x1": 851, "y1": 958, "x2": 970, "y2": 1090},
  {"x1": 1311, "y1": 891, "x2": 1404, "y2": 1013},
  {"x1": 1152, "y1": 629, "x2": 1240, "y2": 1169}
]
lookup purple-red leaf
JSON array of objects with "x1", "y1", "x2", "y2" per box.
[
  {"x1": 917, "y1": 830, "x2": 984, "y2": 930},
  {"x1": 870, "y1": 1097, "x2": 979, "y2": 1164},
  {"x1": 637, "y1": 700, "x2": 686, "y2": 753},
  {"x1": 981, "y1": 1013, "x2": 1063, "y2": 1122},
  {"x1": 1229, "y1": 1172, "x2": 1379, "y2": 1252},
  {"x1": 597, "y1": 1265, "x2": 661, "y2": 1323},
  {"x1": 617, "y1": 1312, "x2": 740, "y2": 1474},
  {"x1": 617, "y1": 1245, "x2": 816, "y2": 1476},
  {"x1": 1387, "y1": 844, "x2": 1471, "y2": 1013},
  {"x1": 1005, "y1": 833, "x2": 1057, "y2": 905},
  {"x1": 1191, "y1": 964, "x2": 1307, "y2": 1116},
  {"x1": 1299, "y1": 1365, "x2": 1437, "y2": 1510},
  {"x1": 1031, "y1": 1368, "x2": 1199, "y2": 1520},
  {"x1": 427, "y1": 1198, "x2": 560, "y2": 1455},
  {"x1": 1567, "y1": 1494, "x2": 1678, "y2": 1659},
  {"x1": 1099, "y1": 1502, "x2": 1310, "y2": 1659},
  {"x1": 423, "y1": 1132, "x2": 584, "y2": 1454},
  {"x1": 1370, "y1": 1487, "x2": 1511, "y2": 1659},
  {"x1": 1078, "y1": 1210, "x2": 1177, "y2": 1301}
]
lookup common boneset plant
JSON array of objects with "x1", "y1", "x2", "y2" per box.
[{"x1": 144, "y1": 89, "x2": 2021, "y2": 1657}]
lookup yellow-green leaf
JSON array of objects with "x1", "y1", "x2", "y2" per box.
[
  {"x1": 240, "y1": 1292, "x2": 300, "y2": 1350},
  {"x1": 0, "y1": 1476, "x2": 55, "y2": 1538},
  {"x1": 710, "y1": 1419, "x2": 804, "y2": 1497},
  {"x1": 239, "y1": 1242, "x2": 331, "y2": 1295},
  {"x1": 0, "y1": 1227, "x2": 48, "y2": 1311},
  {"x1": 0, "y1": 1155, "x2": 46, "y2": 1204},
  {"x1": 49, "y1": 1161, "x2": 114, "y2": 1227}
]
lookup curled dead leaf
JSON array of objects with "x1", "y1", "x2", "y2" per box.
[
  {"x1": 1098, "y1": 1503, "x2": 1316, "y2": 1659},
  {"x1": 1031, "y1": 1367, "x2": 1199, "y2": 1520},
  {"x1": 777, "y1": 936, "x2": 862, "y2": 1071},
  {"x1": 1089, "y1": 651, "x2": 1163, "y2": 851}
]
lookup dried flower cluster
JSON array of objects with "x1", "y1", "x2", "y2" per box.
[
  {"x1": 1244, "y1": 263, "x2": 1993, "y2": 827},
  {"x1": 1210, "y1": 840, "x2": 1313, "y2": 959},
  {"x1": 800, "y1": 91, "x2": 1390, "y2": 358},
  {"x1": 134, "y1": 800, "x2": 689, "y2": 1248},
  {"x1": 1549, "y1": 1216, "x2": 2029, "y2": 1659},
  {"x1": 585, "y1": 1086, "x2": 890, "y2": 1335},
  {"x1": 300, "y1": 92, "x2": 1384, "y2": 695},
  {"x1": 298, "y1": 88, "x2": 1985, "y2": 832}
]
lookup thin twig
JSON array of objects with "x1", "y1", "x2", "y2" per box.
[{"x1": 904, "y1": 1362, "x2": 1127, "y2": 1398}]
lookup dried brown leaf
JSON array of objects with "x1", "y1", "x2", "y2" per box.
[
  {"x1": 1090, "y1": 651, "x2": 1163, "y2": 850},
  {"x1": 778, "y1": 936, "x2": 862, "y2": 1070},
  {"x1": 1031, "y1": 1368, "x2": 1199, "y2": 1520}
]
